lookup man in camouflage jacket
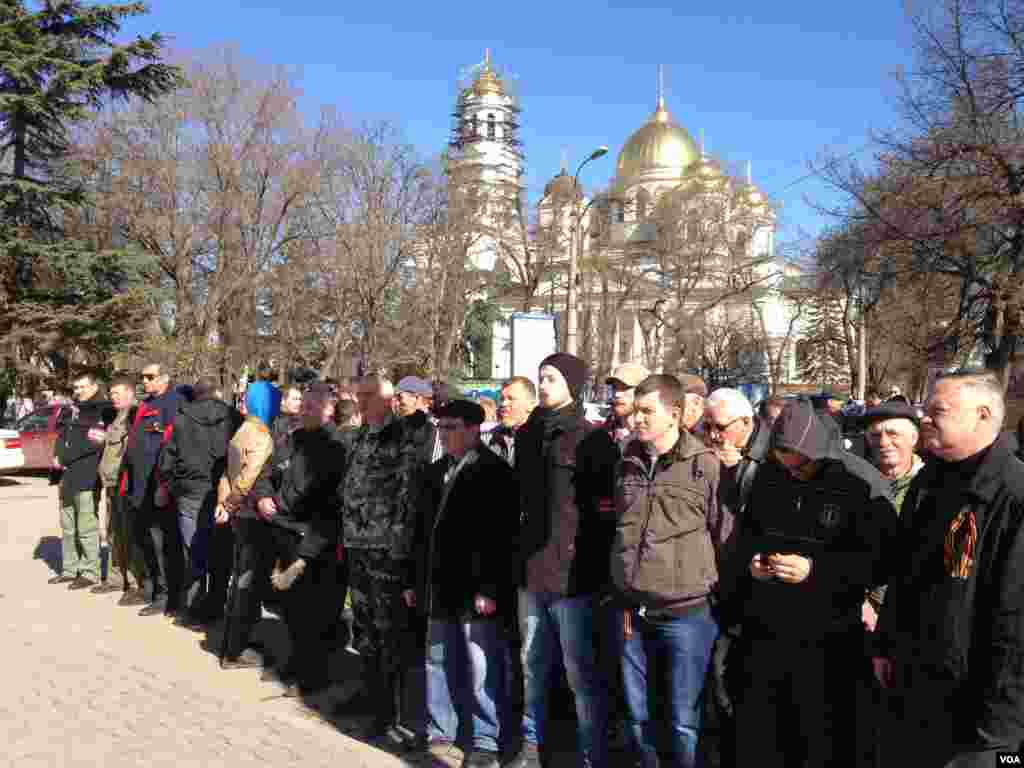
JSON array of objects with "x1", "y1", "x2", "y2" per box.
[{"x1": 339, "y1": 374, "x2": 429, "y2": 744}]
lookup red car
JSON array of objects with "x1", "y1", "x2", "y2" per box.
[{"x1": 16, "y1": 404, "x2": 69, "y2": 471}]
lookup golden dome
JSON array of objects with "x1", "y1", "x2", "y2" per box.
[
  {"x1": 465, "y1": 49, "x2": 507, "y2": 98},
  {"x1": 615, "y1": 98, "x2": 700, "y2": 180},
  {"x1": 543, "y1": 170, "x2": 582, "y2": 201}
]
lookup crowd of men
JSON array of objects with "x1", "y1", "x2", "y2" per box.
[{"x1": 46, "y1": 354, "x2": 1024, "y2": 768}]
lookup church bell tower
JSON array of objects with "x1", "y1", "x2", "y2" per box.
[{"x1": 448, "y1": 50, "x2": 524, "y2": 270}]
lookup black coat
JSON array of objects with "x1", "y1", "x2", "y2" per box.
[
  {"x1": 719, "y1": 416, "x2": 772, "y2": 525},
  {"x1": 722, "y1": 402, "x2": 899, "y2": 636},
  {"x1": 120, "y1": 385, "x2": 186, "y2": 504},
  {"x1": 251, "y1": 424, "x2": 346, "y2": 562},
  {"x1": 516, "y1": 404, "x2": 619, "y2": 596},
  {"x1": 160, "y1": 398, "x2": 242, "y2": 498},
  {"x1": 878, "y1": 432, "x2": 1024, "y2": 763},
  {"x1": 54, "y1": 394, "x2": 115, "y2": 494},
  {"x1": 410, "y1": 446, "x2": 519, "y2": 621}
]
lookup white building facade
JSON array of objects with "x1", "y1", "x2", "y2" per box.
[{"x1": 450, "y1": 55, "x2": 803, "y2": 387}]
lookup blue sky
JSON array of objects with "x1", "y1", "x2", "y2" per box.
[{"x1": 124, "y1": 0, "x2": 916, "y2": 246}]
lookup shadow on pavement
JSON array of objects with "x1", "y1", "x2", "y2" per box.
[
  {"x1": 190, "y1": 614, "x2": 627, "y2": 767},
  {"x1": 33, "y1": 536, "x2": 62, "y2": 575}
]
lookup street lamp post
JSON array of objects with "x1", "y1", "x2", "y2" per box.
[{"x1": 566, "y1": 145, "x2": 608, "y2": 357}]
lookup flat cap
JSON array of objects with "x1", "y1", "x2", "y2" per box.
[
  {"x1": 861, "y1": 402, "x2": 922, "y2": 428},
  {"x1": 435, "y1": 399, "x2": 485, "y2": 426},
  {"x1": 679, "y1": 374, "x2": 707, "y2": 397},
  {"x1": 606, "y1": 363, "x2": 651, "y2": 388},
  {"x1": 397, "y1": 376, "x2": 432, "y2": 397}
]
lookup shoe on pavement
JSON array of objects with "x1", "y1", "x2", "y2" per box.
[
  {"x1": 48, "y1": 575, "x2": 76, "y2": 585},
  {"x1": 90, "y1": 581, "x2": 122, "y2": 594},
  {"x1": 68, "y1": 576, "x2": 97, "y2": 590},
  {"x1": 138, "y1": 600, "x2": 168, "y2": 617},
  {"x1": 117, "y1": 589, "x2": 148, "y2": 606},
  {"x1": 172, "y1": 613, "x2": 204, "y2": 631},
  {"x1": 366, "y1": 721, "x2": 417, "y2": 752},
  {"x1": 220, "y1": 649, "x2": 263, "y2": 670},
  {"x1": 259, "y1": 667, "x2": 274, "y2": 682},
  {"x1": 462, "y1": 749, "x2": 500, "y2": 768},
  {"x1": 413, "y1": 741, "x2": 463, "y2": 768},
  {"x1": 506, "y1": 743, "x2": 541, "y2": 768}
]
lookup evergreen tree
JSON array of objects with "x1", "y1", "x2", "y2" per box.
[
  {"x1": 799, "y1": 290, "x2": 850, "y2": 389},
  {"x1": 0, "y1": 1, "x2": 181, "y2": 383}
]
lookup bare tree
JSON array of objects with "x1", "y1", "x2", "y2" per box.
[
  {"x1": 492, "y1": 191, "x2": 569, "y2": 314},
  {"x1": 309, "y1": 121, "x2": 434, "y2": 371},
  {"x1": 641, "y1": 167, "x2": 781, "y2": 374},
  {"x1": 816, "y1": 0, "x2": 1024, "y2": 389},
  {"x1": 751, "y1": 268, "x2": 812, "y2": 394},
  {"x1": 82, "y1": 46, "x2": 319, "y2": 381}
]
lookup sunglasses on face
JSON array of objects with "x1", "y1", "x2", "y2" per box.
[{"x1": 141, "y1": 373, "x2": 159, "y2": 381}]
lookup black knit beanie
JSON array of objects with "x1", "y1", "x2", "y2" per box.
[{"x1": 539, "y1": 352, "x2": 586, "y2": 401}]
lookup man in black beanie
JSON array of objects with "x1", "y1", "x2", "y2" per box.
[{"x1": 508, "y1": 352, "x2": 618, "y2": 768}]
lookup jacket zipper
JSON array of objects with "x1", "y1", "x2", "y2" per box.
[{"x1": 627, "y1": 455, "x2": 659, "y2": 601}]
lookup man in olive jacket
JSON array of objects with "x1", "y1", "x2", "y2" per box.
[
  {"x1": 612, "y1": 374, "x2": 729, "y2": 768},
  {"x1": 875, "y1": 371, "x2": 1024, "y2": 767}
]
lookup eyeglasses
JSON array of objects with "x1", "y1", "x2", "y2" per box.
[
  {"x1": 703, "y1": 416, "x2": 745, "y2": 437},
  {"x1": 141, "y1": 373, "x2": 159, "y2": 381}
]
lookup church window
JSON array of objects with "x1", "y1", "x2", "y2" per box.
[
  {"x1": 487, "y1": 113, "x2": 496, "y2": 139},
  {"x1": 636, "y1": 188, "x2": 651, "y2": 221},
  {"x1": 613, "y1": 202, "x2": 625, "y2": 224},
  {"x1": 686, "y1": 211, "x2": 701, "y2": 241}
]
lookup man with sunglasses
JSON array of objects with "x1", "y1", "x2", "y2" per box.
[
  {"x1": 118, "y1": 362, "x2": 187, "y2": 617},
  {"x1": 723, "y1": 398, "x2": 898, "y2": 768}
]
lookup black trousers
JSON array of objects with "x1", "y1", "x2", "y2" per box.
[
  {"x1": 203, "y1": 517, "x2": 234, "y2": 620},
  {"x1": 129, "y1": 495, "x2": 183, "y2": 607},
  {"x1": 222, "y1": 517, "x2": 273, "y2": 658},
  {"x1": 731, "y1": 630, "x2": 872, "y2": 768},
  {"x1": 278, "y1": 556, "x2": 338, "y2": 692},
  {"x1": 879, "y1": 670, "x2": 987, "y2": 768}
]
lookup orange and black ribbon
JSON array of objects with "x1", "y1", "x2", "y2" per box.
[{"x1": 944, "y1": 508, "x2": 977, "y2": 580}]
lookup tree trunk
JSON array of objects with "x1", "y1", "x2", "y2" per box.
[
  {"x1": 12, "y1": 113, "x2": 26, "y2": 181},
  {"x1": 857, "y1": 308, "x2": 867, "y2": 401},
  {"x1": 841, "y1": 297, "x2": 859, "y2": 394}
]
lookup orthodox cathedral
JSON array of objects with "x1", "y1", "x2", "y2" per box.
[{"x1": 447, "y1": 52, "x2": 803, "y2": 387}]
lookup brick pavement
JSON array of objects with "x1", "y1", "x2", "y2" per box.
[
  {"x1": 0, "y1": 474, "x2": 406, "y2": 768},
  {"x1": 0, "y1": 474, "x2": 649, "y2": 768}
]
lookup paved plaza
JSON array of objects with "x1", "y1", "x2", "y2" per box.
[{"x1": 0, "y1": 474, "x2": 406, "y2": 768}]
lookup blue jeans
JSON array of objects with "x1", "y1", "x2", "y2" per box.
[
  {"x1": 426, "y1": 618, "x2": 507, "y2": 752},
  {"x1": 519, "y1": 590, "x2": 608, "y2": 768},
  {"x1": 176, "y1": 492, "x2": 214, "y2": 613},
  {"x1": 616, "y1": 605, "x2": 718, "y2": 768}
]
